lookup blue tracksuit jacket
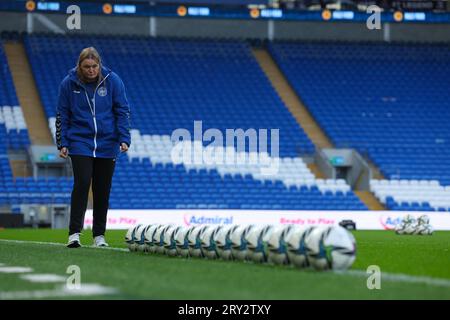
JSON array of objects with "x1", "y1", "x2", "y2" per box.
[{"x1": 55, "y1": 66, "x2": 131, "y2": 158}]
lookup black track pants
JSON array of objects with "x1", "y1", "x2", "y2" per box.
[{"x1": 68, "y1": 155, "x2": 116, "y2": 237}]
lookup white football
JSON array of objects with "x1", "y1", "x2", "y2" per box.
[
  {"x1": 144, "y1": 224, "x2": 161, "y2": 253},
  {"x1": 396, "y1": 223, "x2": 417, "y2": 235},
  {"x1": 176, "y1": 226, "x2": 195, "y2": 257},
  {"x1": 397, "y1": 215, "x2": 417, "y2": 235},
  {"x1": 215, "y1": 225, "x2": 239, "y2": 260},
  {"x1": 402, "y1": 214, "x2": 416, "y2": 224},
  {"x1": 154, "y1": 224, "x2": 173, "y2": 254},
  {"x1": 135, "y1": 224, "x2": 151, "y2": 252},
  {"x1": 246, "y1": 225, "x2": 274, "y2": 263},
  {"x1": 394, "y1": 223, "x2": 406, "y2": 235},
  {"x1": 125, "y1": 226, "x2": 135, "y2": 251},
  {"x1": 125, "y1": 224, "x2": 142, "y2": 252},
  {"x1": 230, "y1": 224, "x2": 255, "y2": 261},
  {"x1": 164, "y1": 225, "x2": 183, "y2": 256},
  {"x1": 286, "y1": 226, "x2": 316, "y2": 268},
  {"x1": 415, "y1": 215, "x2": 433, "y2": 235},
  {"x1": 267, "y1": 225, "x2": 295, "y2": 265},
  {"x1": 415, "y1": 224, "x2": 434, "y2": 235},
  {"x1": 201, "y1": 225, "x2": 223, "y2": 259},
  {"x1": 188, "y1": 225, "x2": 209, "y2": 258},
  {"x1": 417, "y1": 215, "x2": 430, "y2": 225},
  {"x1": 306, "y1": 225, "x2": 356, "y2": 271}
]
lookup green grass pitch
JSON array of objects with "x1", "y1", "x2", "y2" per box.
[{"x1": 0, "y1": 229, "x2": 449, "y2": 299}]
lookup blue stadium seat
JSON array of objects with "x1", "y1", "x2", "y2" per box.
[{"x1": 269, "y1": 41, "x2": 450, "y2": 187}]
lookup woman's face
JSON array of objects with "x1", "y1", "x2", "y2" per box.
[{"x1": 80, "y1": 58, "x2": 99, "y2": 82}]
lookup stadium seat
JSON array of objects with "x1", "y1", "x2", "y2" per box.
[{"x1": 8, "y1": 35, "x2": 370, "y2": 210}]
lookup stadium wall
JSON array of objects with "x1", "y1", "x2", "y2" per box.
[{"x1": 1, "y1": 12, "x2": 450, "y2": 42}]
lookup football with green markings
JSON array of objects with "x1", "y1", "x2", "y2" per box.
[
  {"x1": 267, "y1": 225, "x2": 295, "y2": 265},
  {"x1": 246, "y1": 225, "x2": 274, "y2": 263},
  {"x1": 306, "y1": 225, "x2": 356, "y2": 271},
  {"x1": 125, "y1": 224, "x2": 143, "y2": 252},
  {"x1": 286, "y1": 226, "x2": 316, "y2": 268}
]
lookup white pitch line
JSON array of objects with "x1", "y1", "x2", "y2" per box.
[
  {"x1": 20, "y1": 274, "x2": 67, "y2": 283},
  {"x1": 0, "y1": 267, "x2": 33, "y2": 273},
  {"x1": 335, "y1": 270, "x2": 450, "y2": 288},
  {"x1": 0, "y1": 239, "x2": 129, "y2": 252},
  {"x1": 0, "y1": 284, "x2": 118, "y2": 300}
]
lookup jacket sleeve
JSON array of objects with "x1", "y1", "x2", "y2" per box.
[
  {"x1": 113, "y1": 75, "x2": 131, "y2": 147},
  {"x1": 55, "y1": 81, "x2": 70, "y2": 150}
]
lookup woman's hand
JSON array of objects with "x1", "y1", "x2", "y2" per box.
[
  {"x1": 59, "y1": 147, "x2": 68, "y2": 159},
  {"x1": 120, "y1": 142, "x2": 129, "y2": 153}
]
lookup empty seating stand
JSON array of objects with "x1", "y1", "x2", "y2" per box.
[
  {"x1": 0, "y1": 42, "x2": 30, "y2": 150},
  {"x1": 269, "y1": 41, "x2": 450, "y2": 187},
  {"x1": 371, "y1": 179, "x2": 450, "y2": 212},
  {"x1": 23, "y1": 34, "x2": 366, "y2": 210}
]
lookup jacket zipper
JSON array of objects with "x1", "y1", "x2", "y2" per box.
[{"x1": 83, "y1": 74, "x2": 110, "y2": 157}]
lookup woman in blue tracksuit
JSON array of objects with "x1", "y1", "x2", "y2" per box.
[{"x1": 56, "y1": 47, "x2": 131, "y2": 248}]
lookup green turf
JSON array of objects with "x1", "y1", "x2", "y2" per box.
[{"x1": 0, "y1": 229, "x2": 449, "y2": 299}]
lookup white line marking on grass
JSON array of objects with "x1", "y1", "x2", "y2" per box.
[
  {"x1": 0, "y1": 239, "x2": 129, "y2": 252},
  {"x1": 20, "y1": 274, "x2": 67, "y2": 283},
  {"x1": 0, "y1": 267, "x2": 33, "y2": 273},
  {"x1": 0, "y1": 284, "x2": 118, "y2": 300},
  {"x1": 335, "y1": 270, "x2": 450, "y2": 288}
]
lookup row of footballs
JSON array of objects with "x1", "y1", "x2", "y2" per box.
[{"x1": 125, "y1": 223, "x2": 357, "y2": 271}]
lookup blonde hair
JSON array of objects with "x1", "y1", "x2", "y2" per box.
[{"x1": 76, "y1": 47, "x2": 103, "y2": 83}]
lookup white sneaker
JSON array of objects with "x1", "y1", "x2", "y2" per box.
[
  {"x1": 94, "y1": 235, "x2": 109, "y2": 247},
  {"x1": 67, "y1": 233, "x2": 81, "y2": 248}
]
